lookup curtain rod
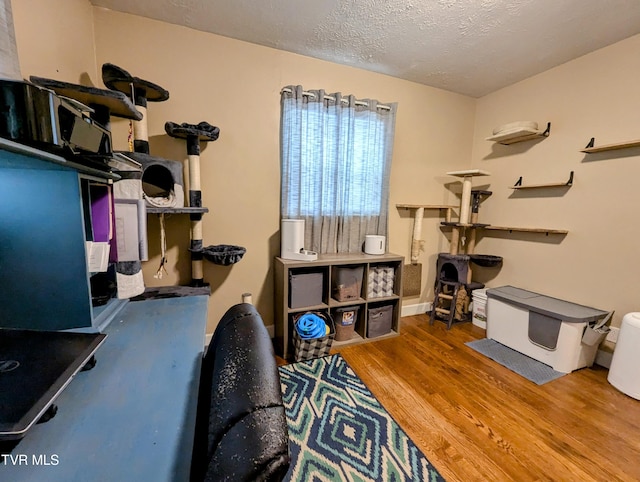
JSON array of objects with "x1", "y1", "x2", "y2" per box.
[{"x1": 281, "y1": 87, "x2": 391, "y2": 111}]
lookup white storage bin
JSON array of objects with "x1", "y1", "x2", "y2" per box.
[
  {"x1": 471, "y1": 288, "x2": 488, "y2": 329},
  {"x1": 486, "y1": 286, "x2": 609, "y2": 373}
]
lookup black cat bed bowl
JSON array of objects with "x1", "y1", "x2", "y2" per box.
[
  {"x1": 469, "y1": 254, "x2": 503, "y2": 268},
  {"x1": 192, "y1": 245, "x2": 246, "y2": 266}
]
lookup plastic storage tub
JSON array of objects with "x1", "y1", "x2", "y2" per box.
[
  {"x1": 334, "y1": 306, "x2": 360, "y2": 341},
  {"x1": 367, "y1": 304, "x2": 393, "y2": 338},
  {"x1": 486, "y1": 286, "x2": 609, "y2": 373},
  {"x1": 332, "y1": 266, "x2": 364, "y2": 302}
]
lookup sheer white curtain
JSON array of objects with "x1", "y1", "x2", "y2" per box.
[{"x1": 280, "y1": 85, "x2": 397, "y2": 253}]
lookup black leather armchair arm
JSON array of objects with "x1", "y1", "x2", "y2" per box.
[{"x1": 191, "y1": 303, "x2": 290, "y2": 482}]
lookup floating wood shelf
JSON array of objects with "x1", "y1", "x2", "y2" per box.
[
  {"x1": 581, "y1": 138, "x2": 640, "y2": 153},
  {"x1": 396, "y1": 204, "x2": 457, "y2": 223},
  {"x1": 512, "y1": 171, "x2": 573, "y2": 189},
  {"x1": 440, "y1": 222, "x2": 490, "y2": 228},
  {"x1": 486, "y1": 122, "x2": 551, "y2": 145},
  {"x1": 146, "y1": 207, "x2": 209, "y2": 214},
  {"x1": 483, "y1": 226, "x2": 568, "y2": 235},
  {"x1": 396, "y1": 204, "x2": 457, "y2": 210}
]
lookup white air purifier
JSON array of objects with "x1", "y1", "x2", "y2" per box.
[{"x1": 280, "y1": 219, "x2": 317, "y2": 261}]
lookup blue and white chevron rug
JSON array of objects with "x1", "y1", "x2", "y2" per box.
[{"x1": 278, "y1": 354, "x2": 445, "y2": 481}]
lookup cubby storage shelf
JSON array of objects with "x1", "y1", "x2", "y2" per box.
[
  {"x1": 580, "y1": 138, "x2": 640, "y2": 153},
  {"x1": 274, "y1": 253, "x2": 404, "y2": 360}
]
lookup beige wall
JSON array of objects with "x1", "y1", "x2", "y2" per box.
[
  {"x1": 12, "y1": 0, "x2": 97, "y2": 83},
  {"x1": 20, "y1": 3, "x2": 636, "y2": 337},
  {"x1": 471, "y1": 34, "x2": 640, "y2": 333},
  {"x1": 88, "y1": 9, "x2": 475, "y2": 332}
]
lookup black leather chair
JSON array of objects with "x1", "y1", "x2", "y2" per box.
[{"x1": 191, "y1": 303, "x2": 290, "y2": 481}]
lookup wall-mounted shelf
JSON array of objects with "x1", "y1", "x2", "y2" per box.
[
  {"x1": 396, "y1": 203, "x2": 457, "y2": 222},
  {"x1": 396, "y1": 204, "x2": 457, "y2": 210},
  {"x1": 511, "y1": 171, "x2": 573, "y2": 190},
  {"x1": 483, "y1": 226, "x2": 568, "y2": 235},
  {"x1": 581, "y1": 138, "x2": 640, "y2": 154},
  {"x1": 486, "y1": 122, "x2": 551, "y2": 145},
  {"x1": 440, "y1": 222, "x2": 490, "y2": 228}
]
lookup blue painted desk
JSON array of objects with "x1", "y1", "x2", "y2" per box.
[{"x1": 2, "y1": 296, "x2": 208, "y2": 481}]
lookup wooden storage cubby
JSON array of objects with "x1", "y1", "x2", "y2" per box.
[{"x1": 274, "y1": 253, "x2": 404, "y2": 359}]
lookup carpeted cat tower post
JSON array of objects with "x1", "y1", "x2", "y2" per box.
[
  {"x1": 102, "y1": 63, "x2": 169, "y2": 154},
  {"x1": 165, "y1": 121, "x2": 220, "y2": 287},
  {"x1": 102, "y1": 63, "x2": 177, "y2": 293}
]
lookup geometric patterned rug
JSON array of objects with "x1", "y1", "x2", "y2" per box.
[{"x1": 278, "y1": 354, "x2": 445, "y2": 481}]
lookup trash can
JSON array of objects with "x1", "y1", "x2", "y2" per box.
[
  {"x1": 608, "y1": 312, "x2": 640, "y2": 399},
  {"x1": 471, "y1": 288, "x2": 488, "y2": 329}
]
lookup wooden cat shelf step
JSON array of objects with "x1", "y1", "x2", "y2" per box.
[
  {"x1": 512, "y1": 171, "x2": 574, "y2": 189},
  {"x1": 396, "y1": 204, "x2": 457, "y2": 223}
]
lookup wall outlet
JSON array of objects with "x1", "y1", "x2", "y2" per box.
[{"x1": 606, "y1": 326, "x2": 620, "y2": 343}]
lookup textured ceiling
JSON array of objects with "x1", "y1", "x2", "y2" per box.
[{"x1": 90, "y1": 0, "x2": 640, "y2": 97}]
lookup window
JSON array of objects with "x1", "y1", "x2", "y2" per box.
[{"x1": 280, "y1": 86, "x2": 397, "y2": 253}]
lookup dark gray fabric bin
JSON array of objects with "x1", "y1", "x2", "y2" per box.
[
  {"x1": 289, "y1": 272, "x2": 324, "y2": 309},
  {"x1": 367, "y1": 304, "x2": 393, "y2": 338}
]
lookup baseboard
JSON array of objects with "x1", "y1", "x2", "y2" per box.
[{"x1": 401, "y1": 302, "x2": 432, "y2": 317}]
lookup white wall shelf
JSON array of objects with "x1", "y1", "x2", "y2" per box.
[{"x1": 486, "y1": 122, "x2": 551, "y2": 145}]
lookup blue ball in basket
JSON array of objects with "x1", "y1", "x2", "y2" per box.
[{"x1": 295, "y1": 312, "x2": 328, "y2": 339}]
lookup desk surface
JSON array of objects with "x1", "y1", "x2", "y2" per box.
[{"x1": 1, "y1": 296, "x2": 207, "y2": 481}]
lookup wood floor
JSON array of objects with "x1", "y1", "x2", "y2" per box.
[{"x1": 329, "y1": 315, "x2": 640, "y2": 482}]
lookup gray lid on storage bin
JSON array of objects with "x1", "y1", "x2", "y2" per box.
[{"x1": 486, "y1": 286, "x2": 608, "y2": 323}]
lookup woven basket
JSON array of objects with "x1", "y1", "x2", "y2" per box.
[{"x1": 292, "y1": 311, "x2": 335, "y2": 362}]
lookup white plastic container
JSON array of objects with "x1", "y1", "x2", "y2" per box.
[
  {"x1": 364, "y1": 235, "x2": 385, "y2": 255},
  {"x1": 486, "y1": 286, "x2": 608, "y2": 373},
  {"x1": 608, "y1": 312, "x2": 640, "y2": 399},
  {"x1": 471, "y1": 288, "x2": 488, "y2": 329}
]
